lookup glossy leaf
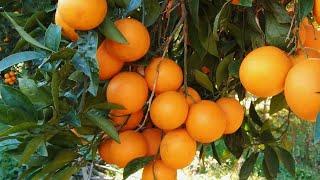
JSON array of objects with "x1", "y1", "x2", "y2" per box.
[
  {"x1": 0, "y1": 122, "x2": 37, "y2": 137},
  {"x1": 194, "y1": 69, "x2": 214, "y2": 93},
  {"x1": 298, "y1": 0, "x2": 314, "y2": 21},
  {"x1": 99, "y1": 17, "x2": 127, "y2": 44},
  {"x1": 123, "y1": 156, "x2": 154, "y2": 180},
  {"x1": 53, "y1": 166, "x2": 80, "y2": 180},
  {"x1": 86, "y1": 110, "x2": 120, "y2": 143},
  {"x1": 44, "y1": 24, "x2": 61, "y2": 52},
  {"x1": 239, "y1": 152, "x2": 259, "y2": 180},
  {"x1": 144, "y1": 0, "x2": 161, "y2": 27},
  {"x1": 264, "y1": 145, "x2": 279, "y2": 178},
  {"x1": 216, "y1": 53, "x2": 234, "y2": 87},
  {"x1": 0, "y1": 51, "x2": 45, "y2": 72},
  {"x1": 265, "y1": 13, "x2": 290, "y2": 49}
]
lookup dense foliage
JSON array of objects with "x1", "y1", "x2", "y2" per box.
[{"x1": 0, "y1": 0, "x2": 319, "y2": 179}]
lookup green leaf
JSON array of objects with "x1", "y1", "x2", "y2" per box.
[
  {"x1": 40, "y1": 150, "x2": 78, "y2": 174},
  {"x1": 188, "y1": 0, "x2": 199, "y2": 28},
  {"x1": 50, "y1": 48, "x2": 76, "y2": 61},
  {"x1": 0, "y1": 85, "x2": 37, "y2": 121},
  {"x1": 13, "y1": 28, "x2": 43, "y2": 53},
  {"x1": 239, "y1": 0, "x2": 253, "y2": 7},
  {"x1": 45, "y1": 24, "x2": 61, "y2": 52},
  {"x1": 224, "y1": 130, "x2": 247, "y2": 158},
  {"x1": 22, "y1": 0, "x2": 53, "y2": 14},
  {"x1": 315, "y1": 113, "x2": 320, "y2": 144},
  {"x1": 265, "y1": 13, "x2": 291, "y2": 49},
  {"x1": 123, "y1": 156, "x2": 154, "y2": 180},
  {"x1": 212, "y1": 1, "x2": 230, "y2": 41},
  {"x1": 249, "y1": 102, "x2": 263, "y2": 126},
  {"x1": 126, "y1": 0, "x2": 142, "y2": 14},
  {"x1": 264, "y1": 145, "x2": 279, "y2": 178},
  {"x1": 2, "y1": 12, "x2": 53, "y2": 52},
  {"x1": 86, "y1": 110, "x2": 120, "y2": 143},
  {"x1": 193, "y1": 69, "x2": 214, "y2": 93},
  {"x1": 263, "y1": 0, "x2": 291, "y2": 24},
  {"x1": 0, "y1": 105, "x2": 35, "y2": 125},
  {"x1": 262, "y1": 157, "x2": 273, "y2": 179},
  {"x1": 144, "y1": 0, "x2": 161, "y2": 27},
  {"x1": 228, "y1": 59, "x2": 241, "y2": 77},
  {"x1": 275, "y1": 146, "x2": 295, "y2": 176},
  {"x1": 239, "y1": 152, "x2": 259, "y2": 180},
  {"x1": 99, "y1": 17, "x2": 127, "y2": 44},
  {"x1": 216, "y1": 53, "x2": 234, "y2": 87},
  {"x1": 298, "y1": 0, "x2": 314, "y2": 21},
  {"x1": 199, "y1": 20, "x2": 218, "y2": 56},
  {"x1": 18, "y1": 77, "x2": 52, "y2": 108},
  {"x1": 202, "y1": 144, "x2": 213, "y2": 158},
  {"x1": 86, "y1": 102, "x2": 124, "y2": 112},
  {"x1": 0, "y1": 51, "x2": 45, "y2": 72},
  {"x1": 72, "y1": 32, "x2": 99, "y2": 96},
  {"x1": 20, "y1": 136, "x2": 44, "y2": 165},
  {"x1": 53, "y1": 166, "x2": 80, "y2": 180},
  {"x1": 211, "y1": 142, "x2": 222, "y2": 165},
  {"x1": 269, "y1": 93, "x2": 287, "y2": 114},
  {"x1": 0, "y1": 122, "x2": 37, "y2": 137}
]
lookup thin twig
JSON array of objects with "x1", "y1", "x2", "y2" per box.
[
  {"x1": 181, "y1": 0, "x2": 188, "y2": 94},
  {"x1": 286, "y1": 14, "x2": 296, "y2": 41}
]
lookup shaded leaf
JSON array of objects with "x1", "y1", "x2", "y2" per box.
[
  {"x1": 262, "y1": 157, "x2": 273, "y2": 180},
  {"x1": 297, "y1": 0, "x2": 314, "y2": 21},
  {"x1": 249, "y1": 102, "x2": 263, "y2": 126},
  {"x1": 20, "y1": 136, "x2": 44, "y2": 165},
  {"x1": 239, "y1": 152, "x2": 259, "y2": 180},
  {"x1": 0, "y1": 51, "x2": 45, "y2": 72},
  {"x1": 315, "y1": 113, "x2": 320, "y2": 144},
  {"x1": 53, "y1": 166, "x2": 80, "y2": 180},
  {"x1": 86, "y1": 102, "x2": 124, "y2": 112},
  {"x1": 99, "y1": 17, "x2": 127, "y2": 44},
  {"x1": 275, "y1": 146, "x2": 295, "y2": 176},
  {"x1": 263, "y1": 0, "x2": 291, "y2": 24},
  {"x1": 239, "y1": 0, "x2": 253, "y2": 7},
  {"x1": 224, "y1": 129, "x2": 247, "y2": 158},
  {"x1": 269, "y1": 93, "x2": 287, "y2": 114},
  {"x1": 2, "y1": 12, "x2": 53, "y2": 52},
  {"x1": 211, "y1": 142, "x2": 222, "y2": 165},
  {"x1": 193, "y1": 69, "x2": 214, "y2": 93},
  {"x1": 86, "y1": 110, "x2": 120, "y2": 143},
  {"x1": 144, "y1": 0, "x2": 161, "y2": 27},
  {"x1": 265, "y1": 13, "x2": 290, "y2": 49},
  {"x1": 213, "y1": 1, "x2": 230, "y2": 41},
  {"x1": 40, "y1": 150, "x2": 78, "y2": 174},
  {"x1": 50, "y1": 48, "x2": 76, "y2": 61},
  {"x1": 123, "y1": 156, "x2": 153, "y2": 180},
  {"x1": 216, "y1": 53, "x2": 234, "y2": 87},
  {"x1": 0, "y1": 122, "x2": 37, "y2": 137},
  {"x1": 264, "y1": 145, "x2": 279, "y2": 178},
  {"x1": 188, "y1": 0, "x2": 199, "y2": 27}
]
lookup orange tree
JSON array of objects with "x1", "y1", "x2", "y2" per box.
[{"x1": 0, "y1": 0, "x2": 319, "y2": 179}]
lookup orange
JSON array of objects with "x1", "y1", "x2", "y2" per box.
[
  {"x1": 57, "y1": 0, "x2": 107, "y2": 30},
  {"x1": 98, "y1": 139, "x2": 114, "y2": 164},
  {"x1": 216, "y1": 97, "x2": 244, "y2": 134},
  {"x1": 106, "y1": 72, "x2": 149, "y2": 114},
  {"x1": 179, "y1": 87, "x2": 201, "y2": 105},
  {"x1": 4, "y1": 73, "x2": 9, "y2": 79},
  {"x1": 103, "y1": 130, "x2": 148, "y2": 168},
  {"x1": 9, "y1": 71, "x2": 15, "y2": 76},
  {"x1": 145, "y1": 57, "x2": 183, "y2": 93},
  {"x1": 284, "y1": 59, "x2": 320, "y2": 122},
  {"x1": 55, "y1": 10, "x2": 79, "y2": 41},
  {"x1": 142, "y1": 160, "x2": 177, "y2": 180},
  {"x1": 314, "y1": 0, "x2": 320, "y2": 24},
  {"x1": 97, "y1": 40, "x2": 124, "y2": 80},
  {"x1": 160, "y1": 129, "x2": 196, "y2": 169},
  {"x1": 110, "y1": 110, "x2": 143, "y2": 131},
  {"x1": 299, "y1": 19, "x2": 320, "y2": 50},
  {"x1": 150, "y1": 91, "x2": 189, "y2": 130},
  {"x1": 106, "y1": 18, "x2": 150, "y2": 62},
  {"x1": 186, "y1": 100, "x2": 227, "y2": 143},
  {"x1": 201, "y1": 66, "x2": 210, "y2": 74},
  {"x1": 142, "y1": 128, "x2": 162, "y2": 156},
  {"x1": 239, "y1": 46, "x2": 292, "y2": 97},
  {"x1": 231, "y1": 0, "x2": 240, "y2": 5}
]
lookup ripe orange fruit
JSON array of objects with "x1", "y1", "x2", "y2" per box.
[
  {"x1": 314, "y1": 0, "x2": 320, "y2": 24},
  {"x1": 98, "y1": 139, "x2": 114, "y2": 164},
  {"x1": 142, "y1": 160, "x2": 177, "y2": 180},
  {"x1": 239, "y1": 46, "x2": 292, "y2": 97},
  {"x1": 4, "y1": 73, "x2": 9, "y2": 79},
  {"x1": 142, "y1": 128, "x2": 162, "y2": 156},
  {"x1": 106, "y1": 18, "x2": 150, "y2": 62},
  {"x1": 284, "y1": 59, "x2": 320, "y2": 122},
  {"x1": 231, "y1": 0, "x2": 240, "y2": 5},
  {"x1": 55, "y1": 10, "x2": 79, "y2": 41},
  {"x1": 107, "y1": 72, "x2": 149, "y2": 114},
  {"x1": 216, "y1": 97, "x2": 244, "y2": 134},
  {"x1": 110, "y1": 110, "x2": 143, "y2": 131},
  {"x1": 299, "y1": 19, "x2": 320, "y2": 50},
  {"x1": 97, "y1": 40, "x2": 124, "y2": 80},
  {"x1": 102, "y1": 130, "x2": 148, "y2": 168},
  {"x1": 145, "y1": 57, "x2": 183, "y2": 94},
  {"x1": 160, "y1": 129, "x2": 196, "y2": 169},
  {"x1": 179, "y1": 87, "x2": 201, "y2": 105},
  {"x1": 186, "y1": 100, "x2": 226, "y2": 143},
  {"x1": 9, "y1": 71, "x2": 15, "y2": 76},
  {"x1": 201, "y1": 66, "x2": 210, "y2": 74},
  {"x1": 150, "y1": 91, "x2": 188, "y2": 130}
]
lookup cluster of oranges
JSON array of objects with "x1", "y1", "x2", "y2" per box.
[
  {"x1": 239, "y1": 39, "x2": 320, "y2": 122},
  {"x1": 3, "y1": 71, "x2": 16, "y2": 85}
]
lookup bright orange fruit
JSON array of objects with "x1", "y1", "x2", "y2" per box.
[
  {"x1": 142, "y1": 128, "x2": 162, "y2": 156},
  {"x1": 142, "y1": 160, "x2": 177, "y2": 180},
  {"x1": 179, "y1": 87, "x2": 201, "y2": 106},
  {"x1": 110, "y1": 110, "x2": 143, "y2": 131}
]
